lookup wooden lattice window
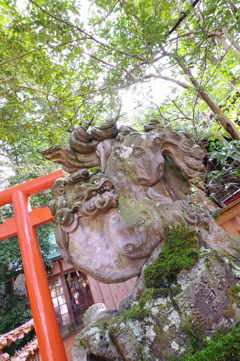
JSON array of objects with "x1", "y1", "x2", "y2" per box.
[
  {"x1": 50, "y1": 278, "x2": 70, "y2": 329},
  {"x1": 66, "y1": 272, "x2": 94, "y2": 324}
]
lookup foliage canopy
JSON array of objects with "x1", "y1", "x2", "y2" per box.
[{"x1": 0, "y1": 0, "x2": 239, "y2": 150}]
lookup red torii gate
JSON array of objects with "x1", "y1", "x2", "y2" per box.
[{"x1": 0, "y1": 170, "x2": 68, "y2": 361}]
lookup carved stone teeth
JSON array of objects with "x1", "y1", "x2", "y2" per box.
[
  {"x1": 99, "y1": 197, "x2": 105, "y2": 205},
  {"x1": 89, "y1": 183, "x2": 112, "y2": 199}
]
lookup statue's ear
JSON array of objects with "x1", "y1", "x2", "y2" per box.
[
  {"x1": 162, "y1": 155, "x2": 191, "y2": 201},
  {"x1": 158, "y1": 130, "x2": 204, "y2": 201}
]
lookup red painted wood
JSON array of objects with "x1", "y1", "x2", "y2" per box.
[
  {"x1": 87, "y1": 276, "x2": 136, "y2": 310},
  {"x1": 87, "y1": 276, "x2": 103, "y2": 305},
  {"x1": 108, "y1": 284, "x2": 121, "y2": 309},
  {"x1": 30, "y1": 206, "x2": 54, "y2": 226},
  {"x1": 0, "y1": 217, "x2": 16, "y2": 240},
  {"x1": 224, "y1": 190, "x2": 240, "y2": 206},
  {"x1": 0, "y1": 170, "x2": 64, "y2": 206},
  {"x1": 125, "y1": 277, "x2": 137, "y2": 293},
  {"x1": 97, "y1": 282, "x2": 116, "y2": 310},
  {"x1": 0, "y1": 206, "x2": 54, "y2": 241},
  {"x1": 116, "y1": 282, "x2": 129, "y2": 302},
  {"x1": 12, "y1": 190, "x2": 67, "y2": 361}
]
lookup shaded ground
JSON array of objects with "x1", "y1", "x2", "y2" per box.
[{"x1": 63, "y1": 326, "x2": 84, "y2": 361}]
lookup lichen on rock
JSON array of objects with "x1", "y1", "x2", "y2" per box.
[{"x1": 72, "y1": 235, "x2": 240, "y2": 360}]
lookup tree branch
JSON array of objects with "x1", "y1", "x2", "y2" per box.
[
  {"x1": 168, "y1": 0, "x2": 202, "y2": 35},
  {"x1": 168, "y1": 31, "x2": 196, "y2": 43},
  {"x1": 8, "y1": 82, "x2": 59, "y2": 99},
  {"x1": 121, "y1": 0, "x2": 139, "y2": 20},
  {"x1": 0, "y1": 37, "x2": 89, "y2": 67},
  {"x1": 214, "y1": 30, "x2": 240, "y2": 60},
  {"x1": 158, "y1": 75, "x2": 191, "y2": 89},
  {"x1": 29, "y1": 0, "x2": 146, "y2": 63},
  {"x1": 171, "y1": 53, "x2": 240, "y2": 140},
  {"x1": 127, "y1": 53, "x2": 166, "y2": 76},
  {"x1": 92, "y1": 0, "x2": 121, "y2": 27},
  {"x1": 83, "y1": 52, "x2": 136, "y2": 79},
  {"x1": 166, "y1": 94, "x2": 193, "y2": 120},
  {"x1": 72, "y1": 73, "x2": 190, "y2": 101},
  {"x1": 223, "y1": 0, "x2": 239, "y2": 20}
]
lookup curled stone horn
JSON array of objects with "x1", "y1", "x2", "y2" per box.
[
  {"x1": 69, "y1": 126, "x2": 99, "y2": 154},
  {"x1": 73, "y1": 125, "x2": 92, "y2": 142},
  {"x1": 91, "y1": 116, "x2": 119, "y2": 141},
  {"x1": 41, "y1": 117, "x2": 119, "y2": 173}
]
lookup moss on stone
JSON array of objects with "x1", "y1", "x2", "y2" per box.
[
  {"x1": 122, "y1": 224, "x2": 198, "y2": 322},
  {"x1": 89, "y1": 167, "x2": 101, "y2": 174},
  {"x1": 172, "y1": 323, "x2": 240, "y2": 361},
  {"x1": 144, "y1": 223, "x2": 199, "y2": 288},
  {"x1": 122, "y1": 302, "x2": 150, "y2": 321},
  {"x1": 231, "y1": 286, "x2": 240, "y2": 305},
  {"x1": 122, "y1": 288, "x2": 172, "y2": 321},
  {"x1": 141, "y1": 287, "x2": 170, "y2": 302}
]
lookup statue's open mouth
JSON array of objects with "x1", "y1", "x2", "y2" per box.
[{"x1": 86, "y1": 180, "x2": 113, "y2": 201}]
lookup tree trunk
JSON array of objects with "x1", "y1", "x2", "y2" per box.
[
  {"x1": 4, "y1": 263, "x2": 14, "y2": 296},
  {"x1": 175, "y1": 56, "x2": 240, "y2": 140},
  {"x1": 222, "y1": 28, "x2": 240, "y2": 54},
  {"x1": 5, "y1": 278, "x2": 14, "y2": 296},
  {"x1": 199, "y1": 91, "x2": 240, "y2": 140},
  {"x1": 214, "y1": 30, "x2": 240, "y2": 63}
]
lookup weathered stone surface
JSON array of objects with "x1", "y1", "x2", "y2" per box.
[
  {"x1": 70, "y1": 233, "x2": 240, "y2": 360},
  {"x1": 72, "y1": 303, "x2": 122, "y2": 361},
  {"x1": 176, "y1": 255, "x2": 239, "y2": 336},
  {"x1": 43, "y1": 118, "x2": 240, "y2": 360},
  {"x1": 108, "y1": 317, "x2": 143, "y2": 361},
  {"x1": 83, "y1": 303, "x2": 119, "y2": 328},
  {"x1": 109, "y1": 253, "x2": 240, "y2": 361},
  {"x1": 72, "y1": 346, "x2": 88, "y2": 361},
  {"x1": 42, "y1": 120, "x2": 210, "y2": 283},
  {"x1": 75, "y1": 317, "x2": 123, "y2": 360},
  {"x1": 72, "y1": 345, "x2": 109, "y2": 361}
]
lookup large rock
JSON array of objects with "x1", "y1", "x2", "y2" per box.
[{"x1": 72, "y1": 249, "x2": 240, "y2": 360}]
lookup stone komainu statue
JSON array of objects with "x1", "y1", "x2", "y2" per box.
[
  {"x1": 42, "y1": 119, "x2": 236, "y2": 283},
  {"x1": 42, "y1": 118, "x2": 240, "y2": 360}
]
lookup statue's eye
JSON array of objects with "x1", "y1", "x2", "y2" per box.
[
  {"x1": 57, "y1": 185, "x2": 65, "y2": 195},
  {"x1": 90, "y1": 178, "x2": 98, "y2": 184},
  {"x1": 132, "y1": 147, "x2": 146, "y2": 158}
]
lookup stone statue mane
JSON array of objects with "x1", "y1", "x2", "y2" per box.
[{"x1": 42, "y1": 119, "x2": 235, "y2": 284}]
